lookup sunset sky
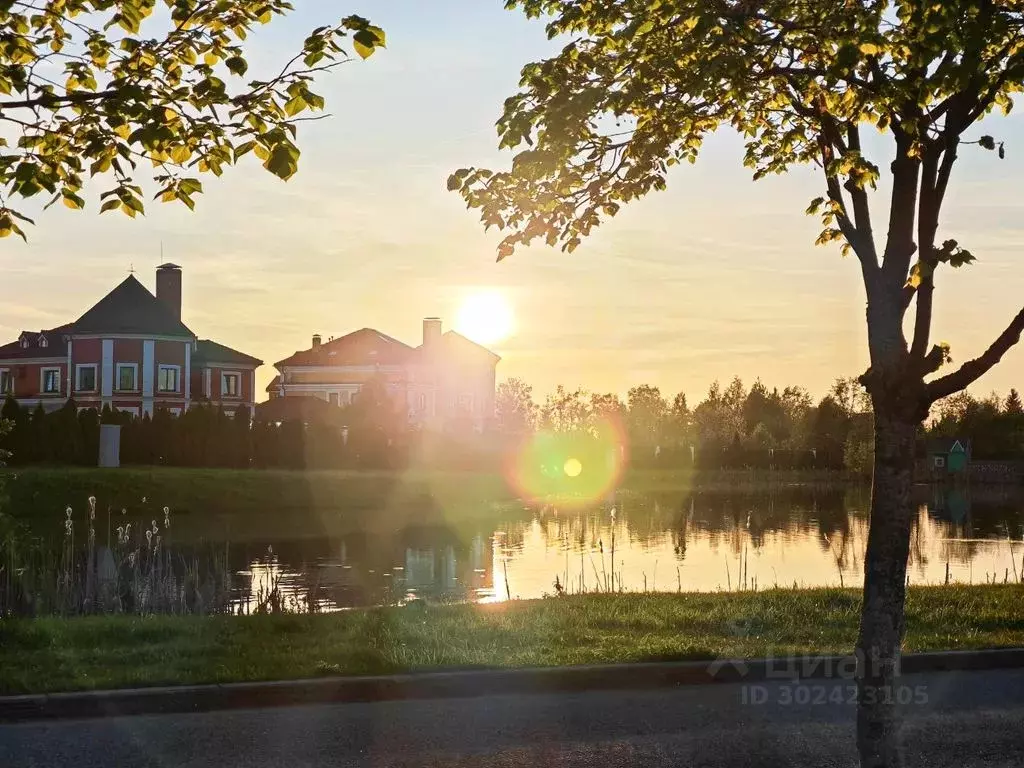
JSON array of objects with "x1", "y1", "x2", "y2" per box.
[{"x1": 1, "y1": 1, "x2": 1022, "y2": 405}]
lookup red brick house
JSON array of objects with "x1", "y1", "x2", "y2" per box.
[
  {"x1": 265, "y1": 319, "x2": 499, "y2": 431},
  {"x1": 0, "y1": 265, "x2": 261, "y2": 417}
]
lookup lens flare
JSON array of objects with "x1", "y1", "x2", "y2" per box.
[{"x1": 504, "y1": 415, "x2": 628, "y2": 507}]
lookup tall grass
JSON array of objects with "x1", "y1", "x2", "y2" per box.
[{"x1": 0, "y1": 498, "x2": 234, "y2": 617}]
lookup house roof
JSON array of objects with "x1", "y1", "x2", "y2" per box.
[
  {"x1": 71, "y1": 275, "x2": 194, "y2": 337},
  {"x1": 266, "y1": 375, "x2": 281, "y2": 393},
  {"x1": 275, "y1": 326, "x2": 501, "y2": 372},
  {"x1": 275, "y1": 328, "x2": 414, "y2": 369},
  {"x1": 928, "y1": 437, "x2": 972, "y2": 455},
  {"x1": 428, "y1": 330, "x2": 502, "y2": 363},
  {"x1": 0, "y1": 325, "x2": 73, "y2": 360},
  {"x1": 194, "y1": 339, "x2": 262, "y2": 367}
]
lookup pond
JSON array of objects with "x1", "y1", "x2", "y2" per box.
[{"x1": 3, "y1": 483, "x2": 1022, "y2": 615}]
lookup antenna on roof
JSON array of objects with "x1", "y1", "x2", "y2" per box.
[{"x1": 128, "y1": 263, "x2": 135, "y2": 275}]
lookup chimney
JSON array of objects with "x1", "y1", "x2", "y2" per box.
[
  {"x1": 423, "y1": 317, "x2": 442, "y2": 348},
  {"x1": 312, "y1": 333, "x2": 322, "y2": 349},
  {"x1": 155, "y1": 263, "x2": 182, "y2": 320}
]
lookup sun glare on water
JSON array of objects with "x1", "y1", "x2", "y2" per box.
[{"x1": 455, "y1": 290, "x2": 514, "y2": 345}]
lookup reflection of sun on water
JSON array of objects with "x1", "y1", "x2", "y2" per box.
[{"x1": 455, "y1": 290, "x2": 514, "y2": 345}]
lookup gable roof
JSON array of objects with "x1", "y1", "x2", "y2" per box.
[
  {"x1": 71, "y1": 275, "x2": 193, "y2": 337},
  {"x1": 928, "y1": 437, "x2": 972, "y2": 455},
  {"x1": 275, "y1": 328, "x2": 414, "y2": 369},
  {"x1": 0, "y1": 325, "x2": 72, "y2": 361},
  {"x1": 435, "y1": 330, "x2": 502, "y2": 363},
  {"x1": 194, "y1": 339, "x2": 262, "y2": 367}
]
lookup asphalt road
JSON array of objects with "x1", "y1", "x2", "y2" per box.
[{"x1": 2, "y1": 669, "x2": 1024, "y2": 767}]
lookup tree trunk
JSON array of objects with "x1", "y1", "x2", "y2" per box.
[{"x1": 856, "y1": 412, "x2": 917, "y2": 768}]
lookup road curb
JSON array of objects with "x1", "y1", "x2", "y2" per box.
[{"x1": 2, "y1": 648, "x2": 1023, "y2": 723}]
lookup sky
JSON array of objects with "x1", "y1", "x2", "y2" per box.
[{"x1": 1, "y1": 1, "x2": 1023, "y2": 404}]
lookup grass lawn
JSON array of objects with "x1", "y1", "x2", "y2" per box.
[
  {"x1": 0, "y1": 466, "x2": 857, "y2": 527},
  {"x1": 1, "y1": 585, "x2": 1021, "y2": 695},
  {"x1": 0, "y1": 466, "x2": 860, "y2": 544}
]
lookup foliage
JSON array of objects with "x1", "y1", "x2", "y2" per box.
[
  {"x1": 0, "y1": 0, "x2": 384, "y2": 237},
  {"x1": 452, "y1": 0, "x2": 1024, "y2": 412},
  {"x1": 625, "y1": 384, "x2": 667, "y2": 447},
  {"x1": 496, "y1": 377, "x2": 538, "y2": 435},
  {"x1": 539, "y1": 384, "x2": 591, "y2": 433},
  {"x1": 928, "y1": 390, "x2": 1024, "y2": 460}
]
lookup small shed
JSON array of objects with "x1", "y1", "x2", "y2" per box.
[{"x1": 928, "y1": 438, "x2": 971, "y2": 476}]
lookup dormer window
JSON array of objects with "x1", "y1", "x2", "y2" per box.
[
  {"x1": 19, "y1": 334, "x2": 29, "y2": 349},
  {"x1": 38, "y1": 335, "x2": 48, "y2": 348}
]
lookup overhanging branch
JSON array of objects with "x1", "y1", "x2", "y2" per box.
[
  {"x1": 927, "y1": 305, "x2": 1024, "y2": 402},
  {"x1": 0, "y1": 89, "x2": 121, "y2": 111}
]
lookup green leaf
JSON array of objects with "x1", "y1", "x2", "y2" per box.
[
  {"x1": 353, "y1": 27, "x2": 384, "y2": 59},
  {"x1": 284, "y1": 95, "x2": 306, "y2": 117},
  {"x1": 225, "y1": 56, "x2": 248, "y2": 76},
  {"x1": 265, "y1": 145, "x2": 299, "y2": 180}
]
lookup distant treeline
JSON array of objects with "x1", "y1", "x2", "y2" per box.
[
  {"x1": 497, "y1": 377, "x2": 1024, "y2": 473},
  {"x1": 2, "y1": 375, "x2": 1023, "y2": 472}
]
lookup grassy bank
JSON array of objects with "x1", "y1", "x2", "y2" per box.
[
  {"x1": 0, "y1": 466, "x2": 857, "y2": 525},
  {"x1": 1, "y1": 586, "x2": 1021, "y2": 695},
  {"x1": 0, "y1": 467, "x2": 520, "y2": 537}
]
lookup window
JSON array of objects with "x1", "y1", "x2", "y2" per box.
[
  {"x1": 76, "y1": 365, "x2": 97, "y2": 393},
  {"x1": 158, "y1": 365, "x2": 180, "y2": 393},
  {"x1": 41, "y1": 367, "x2": 61, "y2": 394},
  {"x1": 934, "y1": 456, "x2": 946, "y2": 469},
  {"x1": 329, "y1": 392, "x2": 340, "y2": 406},
  {"x1": 116, "y1": 364, "x2": 138, "y2": 392},
  {"x1": 418, "y1": 393, "x2": 426, "y2": 411},
  {"x1": 0, "y1": 369, "x2": 11, "y2": 395},
  {"x1": 38, "y1": 335, "x2": 48, "y2": 348},
  {"x1": 222, "y1": 372, "x2": 241, "y2": 398}
]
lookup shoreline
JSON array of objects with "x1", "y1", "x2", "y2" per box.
[{"x1": 1, "y1": 585, "x2": 1021, "y2": 696}]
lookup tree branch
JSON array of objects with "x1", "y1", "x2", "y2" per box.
[
  {"x1": 927, "y1": 306, "x2": 1024, "y2": 402},
  {"x1": 0, "y1": 88, "x2": 121, "y2": 111},
  {"x1": 910, "y1": 146, "x2": 940, "y2": 357},
  {"x1": 880, "y1": 131, "x2": 921, "y2": 290},
  {"x1": 843, "y1": 124, "x2": 878, "y2": 269}
]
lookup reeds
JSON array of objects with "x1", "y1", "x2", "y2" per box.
[{"x1": 0, "y1": 499, "x2": 233, "y2": 617}]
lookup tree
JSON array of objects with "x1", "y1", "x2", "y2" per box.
[
  {"x1": 0, "y1": 1, "x2": 384, "y2": 237},
  {"x1": 1005, "y1": 389, "x2": 1023, "y2": 415},
  {"x1": 625, "y1": 384, "x2": 667, "y2": 449},
  {"x1": 451, "y1": 4, "x2": 1024, "y2": 763},
  {"x1": 539, "y1": 385, "x2": 590, "y2": 433},
  {"x1": 664, "y1": 392, "x2": 692, "y2": 450},
  {"x1": 496, "y1": 377, "x2": 538, "y2": 435},
  {"x1": 345, "y1": 376, "x2": 402, "y2": 468},
  {"x1": 589, "y1": 391, "x2": 626, "y2": 429}
]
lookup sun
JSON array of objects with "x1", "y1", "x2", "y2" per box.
[{"x1": 455, "y1": 290, "x2": 514, "y2": 345}]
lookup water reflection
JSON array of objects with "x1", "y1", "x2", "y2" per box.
[
  {"x1": 8, "y1": 485, "x2": 1023, "y2": 614},
  {"x1": 222, "y1": 485, "x2": 1024, "y2": 610}
]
